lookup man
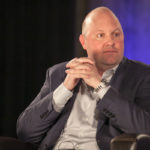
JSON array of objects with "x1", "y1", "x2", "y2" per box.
[{"x1": 17, "y1": 7, "x2": 150, "y2": 150}]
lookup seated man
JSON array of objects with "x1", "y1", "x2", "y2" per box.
[{"x1": 17, "y1": 6, "x2": 150, "y2": 150}]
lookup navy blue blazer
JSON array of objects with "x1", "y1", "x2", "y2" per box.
[{"x1": 17, "y1": 57, "x2": 150, "y2": 150}]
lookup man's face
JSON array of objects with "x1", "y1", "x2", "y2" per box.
[{"x1": 80, "y1": 12, "x2": 124, "y2": 69}]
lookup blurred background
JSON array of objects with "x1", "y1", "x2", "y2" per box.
[{"x1": 1, "y1": 0, "x2": 150, "y2": 138}]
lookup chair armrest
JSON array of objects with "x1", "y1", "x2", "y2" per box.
[
  {"x1": 0, "y1": 136, "x2": 38, "y2": 150},
  {"x1": 111, "y1": 134, "x2": 150, "y2": 150}
]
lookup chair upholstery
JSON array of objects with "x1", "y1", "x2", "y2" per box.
[
  {"x1": 0, "y1": 136, "x2": 37, "y2": 150},
  {"x1": 111, "y1": 134, "x2": 150, "y2": 150},
  {"x1": 0, "y1": 134, "x2": 150, "y2": 150}
]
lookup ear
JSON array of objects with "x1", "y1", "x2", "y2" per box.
[{"x1": 79, "y1": 34, "x2": 87, "y2": 50}]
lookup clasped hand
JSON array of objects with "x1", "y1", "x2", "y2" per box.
[{"x1": 63, "y1": 57, "x2": 102, "y2": 91}]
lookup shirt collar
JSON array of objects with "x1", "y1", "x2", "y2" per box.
[{"x1": 82, "y1": 64, "x2": 119, "y2": 90}]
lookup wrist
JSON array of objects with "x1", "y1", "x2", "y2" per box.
[
  {"x1": 63, "y1": 82, "x2": 74, "y2": 91},
  {"x1": 94, "y1": 79, "x2": 109, "y2": 93}
]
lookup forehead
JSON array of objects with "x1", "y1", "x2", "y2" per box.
[
  {"x1": 83, "y1": 10, "x2": 122, "y2": 34},
  {"x1": 93, "y1": 16, "x2": 121, "y2": 31}
]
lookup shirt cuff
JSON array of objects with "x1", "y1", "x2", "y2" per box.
[
  {"x1": 96, "y1": 86, "x2": 111, "y2": 100},
  {"x1": 52, "y1": 83, "x2": 73, "y2": 112}
]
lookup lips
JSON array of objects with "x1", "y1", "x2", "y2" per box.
[{"x1": 104, "y1": 50, "x2": 118, "y2": 53}]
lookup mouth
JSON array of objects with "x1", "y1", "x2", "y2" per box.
[{"x1": 104, "y1": 50, "x2": 118, "y2": 54}]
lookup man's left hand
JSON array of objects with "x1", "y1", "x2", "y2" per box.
[{"x1": 66, "y1": 57, "x2": 101, "y2": 89}]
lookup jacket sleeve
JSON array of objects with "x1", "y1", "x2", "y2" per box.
[
  {"x1": 98, "y1": 72, "x2": 150, "y2": 134},
  {"x1": 16, "y1": 67, "x2": 63, "y2": 145}
]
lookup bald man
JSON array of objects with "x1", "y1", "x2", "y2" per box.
[{"x1": 17, "y1": 7, "x2": 150, "y2": 150}]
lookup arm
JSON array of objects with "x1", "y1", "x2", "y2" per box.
[
  {"x1": 65, "y1": 57, "x2": 150, "y2": 133},
  {"x1": 98, "y1": 73, "x2": 150, "y2": 133},
  {"x1": 17, "y1": 64, "x2": 67, "y2": 144},
  {"x1": 16, "y1": 58, "x2": 95, "y2": 145}
]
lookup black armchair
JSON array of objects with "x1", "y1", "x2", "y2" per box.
[
  {"x1": 0, "y1": 134, "x2": 150, "y2": 150},
  {"x1": 0, "y1": 136, "x2": 37, "y2": 150},
  {"x1": 111, "y1": 134, "x2": 150, "y2": 150}
]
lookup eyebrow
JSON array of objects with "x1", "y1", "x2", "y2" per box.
[
  {"x1": 96, "y1": 28, "x2": 122, "y2": 33},
  {"x1": 113, "y1": 28, "x2": 122, "y2": 32}
]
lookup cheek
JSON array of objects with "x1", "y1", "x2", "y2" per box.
[
  {"x1": 87, "y1": 45, "x2": 103, "y2": 58},
  {"x1": 88, "y1": 40, "x2": 103, "y2": 51},
  {"x1": 115, "y1": 41, "x2": 124, "y2": 54},
  {"x1": 116, "y1": 39, "x2": 124, "y2": 48},
  {"x1": 84, "y1": 38, "x2": 103, "y2": 56}
]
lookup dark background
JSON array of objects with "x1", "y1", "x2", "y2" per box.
[
  {"x1": 0, "y1": 0, "x2": 90, "y2": 137},
  {"x1": 1, "y1": 0, "x2": 150, "y2": 138}
]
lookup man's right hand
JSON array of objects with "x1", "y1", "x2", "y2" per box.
[
  {"x1": 63, "y1": 58, "x2": 80, "y2": 91},
  {"x1": 63, "y1": 73, "x2": 80, "y2": 91},
  {"x1": 63, "y1": 57, "x2": 95, "y2": 91}
]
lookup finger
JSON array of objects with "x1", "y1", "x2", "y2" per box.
[
  {"x1": 66, "y1": 57, "x2": 94, "y2": 68},
  {"x1": 65, "y1": 71, "x2": 90, "y2": 79},
  {"x1": 66, "y1": 58, "x2": 78, "y2": 68},
  {"x1": 75, "y1": 57, "x2": 94, "y2": 64},
  {"x1": 70, "y1": 64, "x2": 93, "y2": 71},
  {"x1": 67, "y1": 60, "x2": 94, "y2": 69},
  {"x1": 66, "y1": 69, "x2": 90, "y2": 77}
]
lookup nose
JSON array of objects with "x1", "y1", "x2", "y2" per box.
[{"x1": 105, "y1": 36, "x2": 115, "y2": 47}]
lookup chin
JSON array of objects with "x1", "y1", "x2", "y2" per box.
[
  {"x1": 94, "y1": 54, "x2": 123, "y2": 67},
  {"x1": 98, "y1": 58, "x2": 121, "y2": 67},
  {"x1": 107, "y1": 59, "x2": 118, "y2": 64},
  {"x1": 105, "y1": 55, "x2": 122, "y2": 64}
]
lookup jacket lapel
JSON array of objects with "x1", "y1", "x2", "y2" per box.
[{"x1": 96, "y1": 57, "x2": 128, "y2": 131}]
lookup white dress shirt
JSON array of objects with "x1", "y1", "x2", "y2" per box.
[{"x1": 52, "y1": 66, "x2": 118, "y2": 150}]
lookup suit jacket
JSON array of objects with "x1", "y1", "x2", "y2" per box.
[{"x1": 17, "y1": 57, "x2": 150, "y2": 150}]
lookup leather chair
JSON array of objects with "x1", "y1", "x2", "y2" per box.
[
  {"x1": 0, "y1": 134, "x2": 150, "y2": 150},
  {"x1": 0, "y1": 136, "x2": 37, "y2": 150},
  {"x1": 111, "y1": 134, "x2": 150, "y2": 150}
]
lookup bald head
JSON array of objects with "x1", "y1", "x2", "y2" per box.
[
  {"x1": 79, "y1": 6, "x2": 124, "y2": 70},
  {"x1": 82, "y1": 7, "x2": 122, "y2": 35}
]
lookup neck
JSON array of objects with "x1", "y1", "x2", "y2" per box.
[{"x1": 97, "y1": 64, "x2": 117, "y2": 75}]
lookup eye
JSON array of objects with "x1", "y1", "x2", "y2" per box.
[
  {"x1": 96, "y1": 33, "x2": 104, "y2": 38},
  {"x1": 114, "y1": 32, "x2": 120, "y2": 37}
]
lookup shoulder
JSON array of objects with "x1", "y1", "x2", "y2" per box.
[
  {"x1": 120, "y1": 57, "x2": 150, "y2": 74},
  {"x1": 125, "y1": 58, "x2": 150, "y2": 74},
  {"x1": 116, "y1": 57, "x2": 150, "y2": 82},
  {"x1": 48, "y1": 61, "x2": 68, "y2": 72},
  {"x1": 46, "y1": 61, "x2": 68, "y2": 78}
]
